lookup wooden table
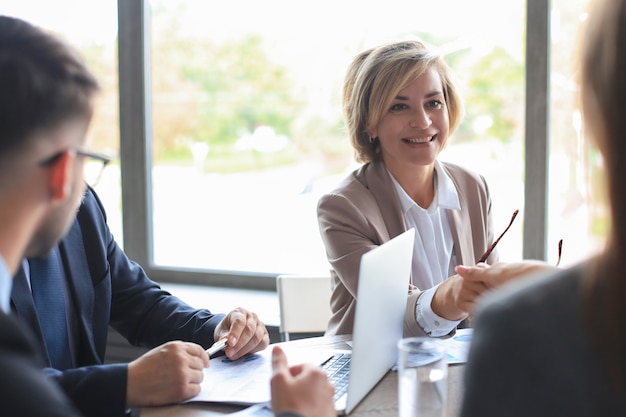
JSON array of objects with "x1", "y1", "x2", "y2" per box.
[{"x1": 141, "y1": 335, "x2": 464, "y2": 417}]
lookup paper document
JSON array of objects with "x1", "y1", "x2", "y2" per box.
[
  {"x1": 391, "y1": 328, "x2": 473, "y2": 371},
  {"x1": 440, "y1": 328, "x2": 473, "y2": 364},
  {"x1": 226, "y1": 403, "x2": 273, "y2": 416},
  {"x1": 184, "y1": 346, "x2": 336, "y2": 405}
]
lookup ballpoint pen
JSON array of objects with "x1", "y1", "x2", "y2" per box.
[{"x1": 206, "y1": 338, "x2": 228, "y2": 357}]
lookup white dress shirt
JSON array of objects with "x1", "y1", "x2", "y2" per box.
[
  {"x1": 389, "y1": 160, "x2": 462, "y2": 337},
  {"x1": 0, "y1": 256, "x2": 12, "y2": 314}
]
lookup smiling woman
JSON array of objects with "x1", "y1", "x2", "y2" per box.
[
  {"x1": 371, "y1": 68, "x2": 451, "y2": 185},
  {"x1": 317, "y1": 39, "x2": 503, "y2": 337}
]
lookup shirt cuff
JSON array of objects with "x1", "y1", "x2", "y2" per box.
[{"x1": 415, "y1": 285, "x2": 461, "y2": 337}]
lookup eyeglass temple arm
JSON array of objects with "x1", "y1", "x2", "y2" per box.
[{"x1": 477, "y1": 209, "x2": 519, "y2": 263}]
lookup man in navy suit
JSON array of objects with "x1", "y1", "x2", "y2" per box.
[
  {"x1": 11, "y1": 185, "x2": 270, "y2": 417},
  {"x1": 0, "y1": 14, "x2": 101, "y2": 416}
]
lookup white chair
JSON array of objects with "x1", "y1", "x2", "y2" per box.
[{"x1": 276, "y1": 274, "x2": 332, "y2": 341}]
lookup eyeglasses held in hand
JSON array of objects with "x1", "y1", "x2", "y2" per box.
[
  {"x1": 477, "y1": 209, "x2": 519, "y2": 263},
  {"x1": 477, "y1": 209, "x2": 564, "y2": 266}
]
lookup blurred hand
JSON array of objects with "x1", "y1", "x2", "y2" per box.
[
  {"x1": 126, "y1": 340, "x2": 209, "y2": 408},
  {"x1": 430, "y1": 260, "x2": 555, "y2": 321},
  {"x1": 270, "y1": 346, "x2": 336, "y2": 417},
  {"x1": 214, "y1": 307, "x2": 269, "y2": 360},
  {"x1": 456, "y1": 260, "x2": 555, "y2": 289}
]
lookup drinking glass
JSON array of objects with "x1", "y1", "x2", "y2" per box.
[{"x1": 397, "y1": 337, "x2": 447, "y2": 417}]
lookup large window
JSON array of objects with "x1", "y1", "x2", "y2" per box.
[
  {"x1": 548, "y1": 0, "x2": 603, "y2": 266},
  {"x1": 7, "y1": 0, "x2": 604, "y2": 290},
  {"x1": 147, "y1": 0, "x2": 528, "y2": 278}
]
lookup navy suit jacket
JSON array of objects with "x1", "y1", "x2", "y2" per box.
[
  {"x1": 0, "y1": 311, "x2": 82, "y2": 416},
  {"x1": 11, "y1": 187, "x2": 225, "y2": 417}
]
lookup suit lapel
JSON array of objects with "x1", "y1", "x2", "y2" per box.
[
  {"x1": 361, "y1": 162, "x2": 407, "y2": 240},
  {"x1": 442, "y1": 165, "x2": 475, "y2": 266},
  {"x1": 10, "y1": 265, "x2": 47, "y2": 350},
  {"x1": 58, "y1": 219, "x2": 98, "y2": 363},
  {"x1": 447, "y1": 208, "x2": 474, "y2": 265}
]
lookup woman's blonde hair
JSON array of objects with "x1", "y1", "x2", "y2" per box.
[{"x1": 342, "y1": 40, "x2": 464, "y2": 163}]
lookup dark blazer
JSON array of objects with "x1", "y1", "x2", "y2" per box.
[
  {"x1": 10, "y1": 187, "x2": 225, "y2": 417},
  {"x1": 461, "y1": 263, "x2": 626, "y2": 416},
  {"x1": 0, "y1": 311, "x2": 82, "y2": 416}
]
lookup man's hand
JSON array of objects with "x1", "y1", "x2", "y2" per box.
[
  {"x1": 270, "y1": 346, "x2": 336, "y2": 417},
  {"x1": 430, "y1": 260, "x2": 556, "y2": 321},
  {"x1": 455, "y1": 260, "x2": 555, "y2": 289},
  {"x1": 126, "y1": 341, "x2": 209, "y2": 408},
  {"x1": 214, "y1": 307, "x2": 269, "y2": 360}
]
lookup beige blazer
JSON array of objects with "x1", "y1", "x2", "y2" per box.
[{"x1": 317, "y1": 160, "x2": 497, "y2": 336}]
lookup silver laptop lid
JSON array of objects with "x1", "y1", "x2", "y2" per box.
[{"x1": 342, "y1": 228, "x2": 415, "y2": 414}]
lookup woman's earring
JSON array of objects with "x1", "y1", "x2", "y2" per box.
[{"x1": 369, "y1": 136, "x2": 377, "y2": 144}]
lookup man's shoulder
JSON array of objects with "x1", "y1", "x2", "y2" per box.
[{"x1": 75, "y1": 186, "x2": 109, "y2": 237}]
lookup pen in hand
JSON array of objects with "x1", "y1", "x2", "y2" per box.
[{"x1": 206, "y1": 338, "x2": 228, "y2": 357}]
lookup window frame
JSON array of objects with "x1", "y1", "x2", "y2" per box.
[{"x1": 117, "y1": 0, "x2": 551, "y2": 290}]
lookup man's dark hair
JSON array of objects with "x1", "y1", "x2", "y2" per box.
[{"x1": 0, "y1": 15, "x2": 100, "y2": 154}]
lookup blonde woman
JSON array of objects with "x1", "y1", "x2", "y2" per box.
[{"x1": 318, "y1": 40, "x2": 510, "y2": 337}]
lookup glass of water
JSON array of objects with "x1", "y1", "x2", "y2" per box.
[{"x1": 397, "y1": 337, "x2": 447, "y2": 417}]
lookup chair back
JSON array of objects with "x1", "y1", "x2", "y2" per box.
[{"x1": 276, "y1": 274, "x2": 332, "y2": 341}]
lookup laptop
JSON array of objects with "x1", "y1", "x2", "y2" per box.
[
  {"x1": 321, "y1": 227, "x2": 415, "y2": 415},
  {"x1": 183, "y1": 228, "x2": 415, "y2": 415}
]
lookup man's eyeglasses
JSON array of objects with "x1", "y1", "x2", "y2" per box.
[
  {"x1": 40, "y1": 147, "x2": 111, "y2": 187},
  {"x1": 477, "y1": 208, "x2": 564, "y2": 266}
]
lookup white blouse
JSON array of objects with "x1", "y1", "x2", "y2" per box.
[{"x1": 389, "y1": 160, "x2": 462, "y2": 337}]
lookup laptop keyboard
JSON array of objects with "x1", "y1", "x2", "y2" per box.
[{"x1": 321, "y1": 353, "x2": 351, "y2": 400}]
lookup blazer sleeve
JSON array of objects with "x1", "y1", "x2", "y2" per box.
[
  {"x1": 317, "y1": 190, "x2": 382, "y2": 300},
  {"x1": 80, "y1": 186, "x2": 226, "y2": 349},
  {"x1": 43, "y1": 364, "x2": 129, "y2": 417},
  {"x1": 48, "y1": 187, "x2": 227, "y2": 417}
]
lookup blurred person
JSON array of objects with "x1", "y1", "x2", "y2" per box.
[
  {"x1": 459, "y1": 0, "x2": 626, "y2": 414},
  {"x1": 318, "y1": 39, "x2": 519, "y2": 337},
  {"x1": 0, "y1": 14, "x2": 99, "y2": 416}
]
